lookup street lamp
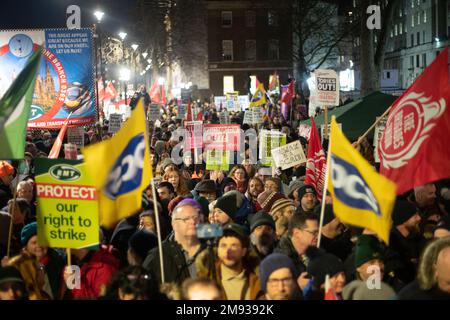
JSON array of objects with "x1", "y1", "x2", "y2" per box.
[
  {"x1": 118, "y1": 32, "x2": 127, "y2": 41},
  {"x1": 94, "y1": 10, "x2": 104, "y2": 23},
  {"x1": 142, "y1": 52, "x2": 148, "y2": 59},
  {"x1": 93, "y1": 10, "x2": 105, "y2": 121},
  {"x1": 118, "y1": 31, "x2": 128, "y2": 104},
  {"x1": 131, "y1": 44, "x2": 139, "y2": 51}
]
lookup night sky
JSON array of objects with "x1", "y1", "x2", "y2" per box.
[{"x1": 0, "y1": 0, "x2": 137, "y2": 36}]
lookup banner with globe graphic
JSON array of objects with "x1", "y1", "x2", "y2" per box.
[{"x1": 0, "y1": 28, "x2": 95, "y2": 128}]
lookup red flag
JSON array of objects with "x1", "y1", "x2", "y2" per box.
[
  {"x1": 161, "y1": 84, "x2": 167, "y2": 105},
  {"x1": 186, "y1": 101, "x2": 193, "y2": 121},
  {"x1": 281, "y1": 80, "x2": 295, "y2": 105},
  {"x1": 48, "y1": 114, "x2": 71, "y2": 159},
  {"x1": 379, "y1": 48, "x2": 450, "y2": 195},
  {"x1": 104, "y1": 81, "x2": 118, "y2": 101},
  {"x1": 324, "y1": 275, "x2": 338, "y2": 300},
  {"x1": 269, "y1": 71, "x2": 278, "y2": 91},
  {"x1": 305, "y1": 117, "x2": 326, "y2": 199},
  {"x1": 97, "y1": 78, "x2": 105, "y2": 102},
  {"x1": 256, "y1": 78, "x2": 261, "y2": 88},
  {"x1": 196, "y1": 111, "x2": 203, "y2": 121},
  {"x1": 149, "y1": 81, "x2": 160, "y2": 103}
]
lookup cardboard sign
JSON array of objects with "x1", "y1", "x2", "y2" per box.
[
  {"x1": 108, "y1": 113, "x2": 123, "y2": 133},
  {"x1": 203, "y1": 124, "x2": 241, "y2": 151},
  {"x1": 148, "y1": 104, "x2": 160, "y2": 122},
  {"x1": 225, "y1": 92, "x2": 240, "y2": 112},
  {"x1": 243, "y1": 107, "x2": 264, "y2": 125},
  {"x1": 185, "y1": 121, "x2": 203, "y2": 149},
  {"x1": 67, "y1": 127, "x2": 85, "y2": 150},
  {"x1": 205, "y1": 150, "x2": 230, "y2": 171},
  {"x1": 314, "y1": 69, "x2": 340, "y2": 107},
  {"x1": 35, "y1": 159, "x2": 99, "y2": 249},
  {"x1": 271, "y1": 140, "x2": 306, "y2": 170},
  {"x1": 259, "y1": 130, "x2": 286, "y2": 166},
  {"x1": 177, "y1": 104, "x2": 187, "y2": 120},
  {"x1": 238, "y1": 95, "x2": 250, "y2": 110},
  {"x1": 373, "y1": 116, "x2": 388, "y2": 163}
]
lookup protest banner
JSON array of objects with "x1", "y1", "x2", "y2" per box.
[
  {"x1": 108, "y1": 113, "x2": 122, "y2": 133},
  {"x1": 203, "y1": 124, "x2": 241, "y2": 151},
  {"x1": 373, "y1": 115, "x2": 388, "y2": 163},
  {"x1": 205, "y1": 150, "x2": 230, "y2": 171},
  {"x1": 243, "y1": 107, "x2": 264, "y2": 125},
  {"x1": 177, "y1": 104, "x2": 187, "y2": 120},
  {"x1": 259, "y1": 130, "x2": 286, "y2": 166},
  {"x1": 298, "y1": 124, "x2": 312, "y2": 140},
  {"x1": 0, "y1": 29, "x2": 95, "y2": 128},
  {"x1": 271, "y1": 140, "x2": 307, "y2": 170},
  {"x1": 219, "y1": 111, "x2": 230, "y2": 124},
  {"x1": 35, "y1": 158, "x2": 99, "y2": 249},
  {"x1": 185, "y1": 121, "x2": 203, "y2": 149},
  {"x1": 148, "y1": 104, "x2": 160, "y2": 122},
  {"x1": 320, "y1": 122, "x2": 342, "y2": 143},
  {"x1": 67, "y1": 127, "x2": 84, "y2": 150},
  {"x1": 314, "y1": 69, "x2": 340, "y2": 107},
  {"x1": 225, "y1": 92, "x2": 240, "y2": 112}
]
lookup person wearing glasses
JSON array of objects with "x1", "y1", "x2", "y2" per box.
[
  {"x1": 143, "y1": 199, "x2": 206, "y2": 285},
  {"x1": 275, "y1": 213, "x2": 319, "y2": 291},
  {"x1": 259, "y1": 253, "x2": 299, "y2": 300}
]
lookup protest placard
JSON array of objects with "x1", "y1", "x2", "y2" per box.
[
  {"x1": 67, "y1": 127, "x2": 85, "y2": 150},
  {"x1": 148, "y1": 104, "x2": 161, "y2": 121},
  {"x1": 314, "y1": 69, "x2": 340, "y2": 107},
  {"x1": 225, "y1": 92, "x2": 240, "y2": 112},
  {"x1": 35, "y1": 159, "x2": 99, "y2": 249},
  {"x1": 320, "y1": 122, "x2": 342, "y2": 143},
  {"x1": 243, "y1": 107, "x2": 264, "y2": 125},
  {"x1": 298, "y1": 124, "x2": 312, "y2": 140},
  {"x1": 259, "y1": 130, "x2": 287, "y2": 166},
  {"x1": 177, "y1": 104, "x2": 187, "y2": 120},
  {"x1": 203, "y1": 124, "x2": 241, "y2": 151},
  {"x1": 108, "y1": 113, "x2": 123, "y2": 133},
  {"x1": 219, "y1": 111, "x2": 230, "y2": 124},
  {"x1": 271, "y1": 140, "x2": 307, "y2": 170},
  {"x1": 185, "y1": 121, "x2": 203, "y2": 149},
  {"x1": 205, "y1": 150, "x2": 230, "y2": 171}
]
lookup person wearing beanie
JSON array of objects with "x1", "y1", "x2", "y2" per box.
[
  {"x1": 220, "y1": 177, "x2": 237, "y2": 195},
  {"x1": 257, "y1": 191, "x2": 286, "y2": 214},
  {"x1": 314, "y1": 205, "x2": 353, "y2": 262},
  {"x1": 288, "y1": 178, "x2": 304, "y2": 206},
  {"x1": 195, "y1": 223, "x2": 263, "y2": 300},
  {"x1": 270, "y1": 198, "x2": 295, "y2": 239},
  {"x1": 248, "y1": 211, "x2": 277, "y2": 259},
  {"x1": 354, "y1": 234, "x2": 385, "y2": 282},
  {"x1": 213, "y1": 190, "x2": 251, "y2": 227},
  {"x1": 194, "y1": 179, "x2": 217, "y2": 203},
  {"x1": 296, "y1": 185, "x2": 317, "y2": 215},
  {"x1": 305, "y1": 246, "x2": 346, "y2": 300},
  {"x1": 127, "y1": 230, "x2": 158, "y2": 266},
  {"x1": 389, "y1": 200, "x2": 423, "y2": 286},
  {"x1": 0, "y1": 161, "x2": 14, "y2": 209},
  {"x1": 6, "y1": 222, "x2": 65, "y2": 300},
  {"x1": 0, "y1": 266, "x2": 27, "y2": 300},
  {"x1": 434, "y1": 215, "x2": 450, "y2": 239},
  {"x1": 259, "y1": 253, "x2": 299, "y2": 300}
]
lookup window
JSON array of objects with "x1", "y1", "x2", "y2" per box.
[
  {"x1": 221, "y1": 11, "x2": 232, "y2": 27},
  {"x1": 423, "y1": 10, "x2": 427, "y2": 23},
  {"x1": 416, "y1": 55, "x2": 420, "y2": 67},
  {"x1": 222, "y1": 40, "x2": 233, "y2": 61},
  {"x1": 250, "y1": 75, "x2": 257, "y2": 94},
  {"x1": 268, "y1": 10, "x2": 278, "y2": 26},
  {"x1": 417, "y1": 12, "x2": 420, "y2": 25},
  {"x1": 223, "y1": 76, "x2": 234, "y2": 95},
  {"x1": 412, "y1": 1, "x2": 414, "y2": 8},
  {"x1": 417, "y1": 32, "x2": 420, "y2": 45},
  {"x1": 399, "y1": 7, "x2": 402, "y2": 17},
  {"x1": 410, "y1": 56, "x2": 414, "y2": 68},
  {"x1": 399, "y1": 23, "x2": 403, "y2": 34},
  {"x1": 245, "y1": 40, "x2": 256, "y2": 60},
  {"x1": 268, "y1": 39, "x2": 279, "y2": 59},
  {"x1": 417, "y1": 0, "x2": 420, "y2": 5},
  {"x1": 246, "y1": 10, "x2": 256, "y2": 27},
  {"x1": 411, "y1": 34, "x2": 414, "y2": 46},
  {"x1": 390, "y1": 29, "x2": 393, "y2": 38},
  {"x1": 411, "y1": 15, "x2": 414, "y2": 27},
  {"x1": 422, "y1": 53, "x2": 427, "y2": 67},
  {"x1": 423, "y1": 30, "x2": 426, "y2": 43},
  {"x1": 385, "y1": 71, "x2": 391, "y2": 79},
  {"x1": 395, "y1": 24, "x2": 398, "y2": 36}
]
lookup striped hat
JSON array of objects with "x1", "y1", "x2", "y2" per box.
[
  {"x1": 270, "y1": 198, "x2": 294, "y2": 215},
  {"x1": 257, "y1": 191, "x2": 286, "y2": 213}
]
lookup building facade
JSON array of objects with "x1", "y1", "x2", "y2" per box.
[{"x1": 206, "y1": 0, "x2": 293, "y2": 96}]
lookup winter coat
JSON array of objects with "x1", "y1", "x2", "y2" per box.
[
  {"x1": 274, "y1": 235, "x2": 307, "y2": 275},
  {"x1": 66, "y1": 248, "x2": 120, "y2": 299},
  {"x1": 195, "y1": 248, "x2": 263, "y2": 300},
  {"x1": 397, "y1": 280, "x2": 450, "y2": 300},
  {"x1": 0, "y1": 183, "x2": 12, "y2": 209},
  {"x1": 143, "y1": 233, "x2": 206, "y2": 285}
]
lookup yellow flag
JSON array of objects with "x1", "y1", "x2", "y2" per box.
[
  {"x1": 327, "y1": 117, "x2": 396, "y2": 244},
  {"x1": 249, "y1": 83, "x2": 267, "y2": 108},
  {"x1": 82, "y1": 100, "x2": 152, "y2": 228}
]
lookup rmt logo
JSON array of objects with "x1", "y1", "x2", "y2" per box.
[{"x1": 104, "y1": 133, "x2": 145, "y2": 199}]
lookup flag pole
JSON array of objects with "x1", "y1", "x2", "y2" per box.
[
  {"x1": 317, "y1": 116, "x2": 333, "y2": 248},
  {"x1": 151, "y1": 177, "x2": 165, "y2": 284},
  {"x1": 6, "y1": 188, "x2": 18, "y2": 258},
  {"x1": 323, "y1": 106, "x2": 329, "y2": 139},
  {"x1": 355, "y1": 106, "x2": 392, "y2": 146}
]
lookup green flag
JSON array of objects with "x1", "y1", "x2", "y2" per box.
[{"x1": 0, "y1": 47, "x2": 42, "y2": 160}]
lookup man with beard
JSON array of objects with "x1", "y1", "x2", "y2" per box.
[
  {"x1": 259, "y1": 253, "x2": 299, "y2": 300},
  {"x1": 248, "y1": 211, "x2": 277, "y2": 260},
  {"x1": 245, "y1": 177, "x2": 264, "y2": 210},
  {"x1": 295, "y1": 185, "x2": 317, "y2": 215},
  {"x1": 270, "y1": 198, "x2": 296, "y2": 239},
  {"x1": 387, "y1": 200, "x2": 424, "y2": 286},
  {"x1": 157, "y1": 181, "x2": 175, "y2": 202}
]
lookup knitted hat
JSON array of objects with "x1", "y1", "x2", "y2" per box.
[
  {"x1": 128, "y1": 230, "x2": 158, "y2": 262},
  {"x1": 160, "y1": 158, "x2": 174, "y2": 172},
  {"x1": 0, "y1": 266, "x2": 24, "y2": 286},
  {"x1": 194, "y1": 179, "x2": 216, "y2": 193},
  {"x1": 313, "y1": 204, "x2": 336, "y2": 226},
  {"x1": 305, "y1": 246, "x2": 344, "y2": 287},
  {"x1": 342, "y1": 280, "x2": 396, "y2": 300},
  {"x1": 154, "y1": 140, "x2": 166, "y2": 156},
  {"x1": 21, "y1": 222, "x2": 37, "y2": 245},
  {"x1": 392, "y1": 200, "x2": 418, "y2": 226},
  {"x1": 221, "y1": 223, "x2": 249, "y2": 247},
  {"x1": 0, "y1": 161, "x2": 14, "y2": 178},
  {"x1": 214, "y1": 190, "x2": 246, "y2": 220},
  {"x1": 248, "y1": 211, "x2": 275, "y2": 233},
  {"x1": 257, "y1": 191, "x2": 286, "y2": 213},
  {"x1": 259, "y1": 253, "x2": 297, "y2": 292},
  {"x1": 354, "y1": 235, "x2": 384, "y2": 268},
  {"x1": 270, "y1": 198, "x2": 294, "y2": 215},
  {"x1": 193, "y1": 195, "x2": 210, "y2": 217},
  {"x1": 297, "y1": 185, "x2": 316, "y2": 200},
  {"x1": 288, "y1": 178, "x2": 304, "y2": 197}
]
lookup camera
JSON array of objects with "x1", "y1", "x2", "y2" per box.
[{"x1": 196, "y1": 223, "x2": 223, "y2": 239}]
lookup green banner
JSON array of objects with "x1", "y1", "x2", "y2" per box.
[
  {"x1": 259, "y1": 130, "x2": 287, "y2": 167},
  {"x1": 35, "y1": 158, "x2": 99, "y2": 249},
  {"x1": 206, "y1": 150, "x2": 230, "y2": 171}
]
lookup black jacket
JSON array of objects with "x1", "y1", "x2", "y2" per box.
[
  {"x1": 274, "y1": 235, "x2": 307, "y2": 275},
  {"x1": 142, "y1": 233, "x2": 206, "y2": 285},
  {"x1": 397, "y1": 280, "x2": 450, "y2": 300},
  {"x1": 0, "y1": 183, "x2": 12, "y2": 210}
]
